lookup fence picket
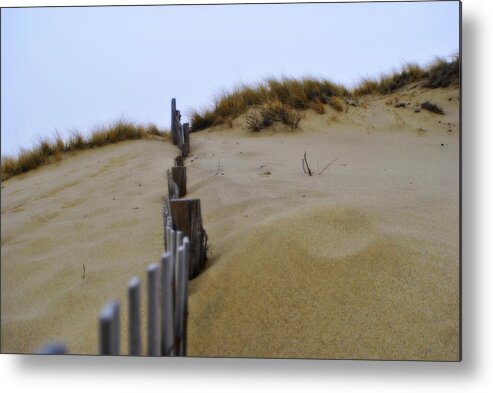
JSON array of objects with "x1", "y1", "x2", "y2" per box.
[
  {"x1": 181, "y1": 237, "x2": 190, "y2": 356},
  {"x1": 128, "y1": 277, "x2": 141, "y2": 356},
  {"x1": 161, "y1": 252, "x2": 175, "y2": 356},
  {"x1": 99, "y1": 300, "x2": 120, "y2": 355},
  {"x1": 147, "y1": 263, "x2": 161, "y2": 356}
]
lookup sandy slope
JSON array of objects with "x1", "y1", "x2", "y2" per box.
[{"x1": 1, "y1": 86, "x2": 459, "y2": 359}]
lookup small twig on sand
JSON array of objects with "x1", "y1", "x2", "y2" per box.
[
  {"x1": 82, "y1": 264, "x2": 85, "y2": 279},
  {"x1": 302, "y1": 151, "x2": 313, "y2": 176},
  {"x1": 319, "y1": 158, "x2": 339, "y2": 175},
  {"x1": 214, "y1": 162, "x2": 222, "y2": 176}
]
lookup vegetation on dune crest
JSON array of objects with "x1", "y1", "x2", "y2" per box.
[
  {"x1": 191, "y1": 55, "x2": 459, "y2": 132},
  {"x1": 1, "y1": 121, "x2": 169, "y2": 181},
  {"x1": 1, "y1": 56, "x2": 459, "y2": 181},
  {"x1": 353, "y1": 56, "x2": 459, "y2": 96},
  {"x1": 245, "y1": 100, "x2": 303, "y2": 132},
  {"x1": 191, "y1": 77, "x2": 349, "y2": 132}
]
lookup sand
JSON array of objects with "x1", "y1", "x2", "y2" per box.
[{"x1": 1, "y1": 86, "x2": 460, "y2": 359}]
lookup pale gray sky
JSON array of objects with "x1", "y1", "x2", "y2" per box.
[{"x1": 1, "y1": 1, "x2": 460, "y2": 156}]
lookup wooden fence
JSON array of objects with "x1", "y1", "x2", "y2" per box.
[{"x1": 37, "y1": 99, "x2": 207, "y2": 356}]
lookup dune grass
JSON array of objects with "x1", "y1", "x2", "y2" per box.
[
  {"x1": 191, "y1": 56, "x2": 459, "y2": 132},
  {"x1": 191, "y1": 78, "x2": 349, "y2": 132},
  {"x1": 328, "y1": 96, "x2": 346, "y2": 113},
  {"x1": 353, "y1": 56, "x2": 459, "y2": 96},
  {"x1": 1, "y1": 121, "x2": 170, "y2": 181},
  {"x1": 245, "y1": 100, "x2": 303, "y2": 132}
]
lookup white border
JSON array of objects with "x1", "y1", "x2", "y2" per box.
[{"x1": 2, "y1": 0, "x2": 493, "y2": 392}]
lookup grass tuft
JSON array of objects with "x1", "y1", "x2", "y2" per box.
[
  {"x1": 328, "y1": 96, "x2": 346, "y2": 112},
  {"x1": 352, "y1": 57, "x2": 458, "y2": 97},
  {"x1": 245, "y1": 100, "x2": 302, "y2": 132},
  {"x1": 424, "y1": 55, "x2": 460, "y2": 88},
  {"x1": 311, "y1": 97, "x2": 325, "y2": 114},
  {"x1": 420, "y1": 101, "x2": 445, "y2": 115}
]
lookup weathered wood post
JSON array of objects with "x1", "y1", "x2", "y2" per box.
[
  {"x1": 99, "y1": 300, "x2": 120, "y2": 355},
  {"x1": 171, "y1": 98, "x2": 178, "y2": 145},
  {"x1": 128, "y1": 277, "x2": 141, "y2": 356},
  {"x1": 167, "y1": 166, "x2": 186, "y2": 198},
  {"x1": 175, "y1": 156, "x2": 184, "y2": 167},
  {"x1": 167, "y1": 169, "x2": 179, "y2": 200},
  {"x1": 147, "y1": 263, "x2": 161, "y2": 356},
  {"x1": 161, "y1": 252, "x2": 175, "y2": 356},
  {"x1": 182, "y1": 123, "x2": 190, "y2": 157},
  {"x1": 169, "y1": 199, "x2": 208, "y2": 279}
]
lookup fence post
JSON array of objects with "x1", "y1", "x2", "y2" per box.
[
  {"x1": 175, "y1": 156, "x2": 184, "y2": 167},
  {"x1": 128, "y1": 277, "x2": 141, "y2": 356},
  {"x1": 170, "y1": 166, "x2": 187, "y2": 197},
  {"x1": 182, "y1": 123, "x2": 190, "y2": 157},
  {"x1": 167, "y1": 169, "x2": 179, "y2": 200},
  {"x1": 99, "y1": 300, "x2": 120, "y2": 355},
  {"x1": 161, "y1": 252, "x2": 175, "y2": 356},
  {"x1": 171, "y1": 98, "x2": 178, "y2": 145},
  {"x1": 147, "y1": 263, "x2": 161, "y2": 356},
  {"x1": 169, "y1": 199, "x2": 208, "y2": 279}
]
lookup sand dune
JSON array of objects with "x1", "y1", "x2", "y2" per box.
[{"x1": 1, "y1": 86, "x2": 459, "y2": 359}]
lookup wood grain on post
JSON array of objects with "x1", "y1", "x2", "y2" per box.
[
  {"x1": 147, "y1": 263, "x2": 161, "y2": 356},
  {"x1": 174, "y1": 244, "x2": 186, "y2": 356},
  {"x1": 99, "y1": 300, "x2": 120, "y2": 355},
  {"x1": 178, "y1": 123, "x2": 184, "y2": 148},
  {"x1": 182, "y1": 123, "x2": 190, "y2": 157},
  {"x1": 167, "y1": 169, "x2": 179, "y2": 200},
  {"x1": 181, "y1": 237, "x2": 190, "y2": 356},
  {"x1": 175, "y1": 155, "x2": 184, "y2": 167},
  {"x1": 169, "y1": 166, "x2": 186, "y2": 198},
  {"x1": 128, "y1": 277, "x2": 141, "y2": 356},
  {"x1": 171, "y1": 98, "x2": 178, "y2": 145},
  {"x1": 169, "y1": 199, "x2": 208, "y2": 279},
  {"x1": 161, "y1": 252, "x2": 175, "y2": 356}
]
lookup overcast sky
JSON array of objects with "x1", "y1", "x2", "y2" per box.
[{"x1": 1, "y1": 1, "x2": 460, "y2": 156}]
